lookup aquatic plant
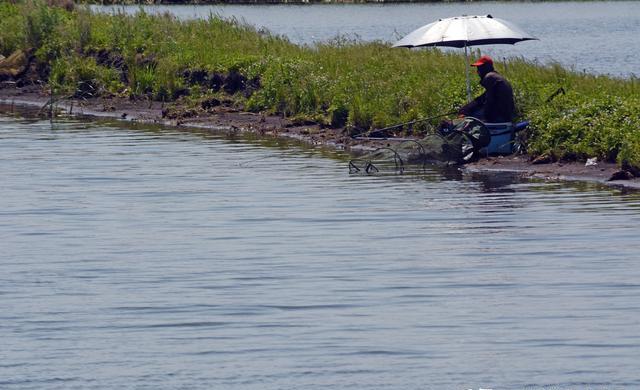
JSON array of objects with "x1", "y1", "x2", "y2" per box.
[{"x1": 1, "y1": 1, "x2": 639, "y2": 167}]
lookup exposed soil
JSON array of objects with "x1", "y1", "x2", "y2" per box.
[
  {"x1": 1, "y1": 83, "x2": 639, "y2": 190},
  {"x1": 464, "y1": 154, "x2": 640, "y2": 189}
]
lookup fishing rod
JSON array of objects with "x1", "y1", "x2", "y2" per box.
[
  {"x1": 351, "y1": 110, "x2": 459, "y2": 139},
  {"x1": 545, "y1": 87, "x2": 566, "y2": 103},
  {"x1": 353, "y1": 87, "x2": 566, "y2": 142}
]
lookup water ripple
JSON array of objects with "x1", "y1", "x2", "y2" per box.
[{"x1": 2, "y1": 114, "x2": 640, "y2": 389}]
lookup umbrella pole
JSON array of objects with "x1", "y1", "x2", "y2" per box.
[{"x1": 464, "y1": 44, "x2": 472, "y2": 102}]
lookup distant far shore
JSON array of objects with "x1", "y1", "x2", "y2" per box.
[
  {"x1": 77, "y1": 0, "x2": 607, "y2": 5},
  {"x1": 82, "y1": 0, "x2": 482, "y2": 4}
]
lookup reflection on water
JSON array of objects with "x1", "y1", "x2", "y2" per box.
[
  {"x1": 93, "y1": 1, "x2": 640, "y2": 77},
  {"x1": 2, "y1": 113, "x2": 640, "y2": 389}
]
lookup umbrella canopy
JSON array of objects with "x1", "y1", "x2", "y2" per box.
[
  {"x1": 393, "y1": 15, "x2": 537, "y2": 102},
  {"x1": 393, "y1": 14, "x2": 537, "y2": 49}
]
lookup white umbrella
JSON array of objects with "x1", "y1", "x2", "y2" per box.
[{"x1": 393, "y1": 15, "x2": 537, "y2": 101}]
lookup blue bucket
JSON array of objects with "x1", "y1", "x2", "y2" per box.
[{"x1": 481, "y1": 121, "x2": 529, "y2": 155}]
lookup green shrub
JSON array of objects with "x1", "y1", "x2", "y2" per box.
[
  {"x1": 0, "y1": 3, "x2": 25, "y2": 55},
  {"x1": 50, "y1": 55, "x2": 123, "y2": 97}
]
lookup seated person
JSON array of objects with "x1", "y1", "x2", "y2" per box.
[{"x1": 459, "y1": 55, "x2": 515, "y2": 123}]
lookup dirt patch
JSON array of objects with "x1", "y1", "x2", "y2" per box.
[
  {"x1": 464, "y1": 154, "x2": 640, "y2": 189},
  {"x1": 180, "y1": 69, "x2": 258, "y2": 97}
]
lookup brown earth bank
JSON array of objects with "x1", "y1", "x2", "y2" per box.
[{"x1": 1, "y1": 83, "x2": 639, "y2": 190}]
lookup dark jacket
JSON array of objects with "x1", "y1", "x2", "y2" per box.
[{"x1": 460, "y1": 71, "x2": 515, "y2": 123}]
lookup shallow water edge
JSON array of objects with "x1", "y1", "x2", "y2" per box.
[{"x1": 2, "y1": 94, "x2": 639, "y2": 191}]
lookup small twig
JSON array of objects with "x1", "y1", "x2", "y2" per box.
[
  {"x1": 49, "y1": 84, "x2": 54, "y2": 124},
  {"x1": 39, "y1": 94, "x2": 73, "y2": 116}
]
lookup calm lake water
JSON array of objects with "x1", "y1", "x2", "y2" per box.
[
  {"x1": 2, "y1": 112, "x2": 640, "y2": 389},
  {"x1": 94, "y1": 1, "x2": 640, "y2": 77}
]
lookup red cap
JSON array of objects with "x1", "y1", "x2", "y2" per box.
[{"x1": 471, "y1": 55, "x2": 493, "y2": 67}]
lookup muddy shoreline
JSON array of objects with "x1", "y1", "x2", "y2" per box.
[{"x1": 2, "y1": 85, "x2": 639, "y2": 190}]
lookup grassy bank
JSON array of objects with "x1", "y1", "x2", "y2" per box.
[{"x1": 1, "y1": 1, "x2": 639, "y2": 166}]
